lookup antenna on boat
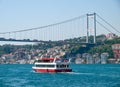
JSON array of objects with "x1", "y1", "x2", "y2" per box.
[
  {"x1": 53, "y1": 56, "x2": 57, "y2": 63},
  {"x1": 40, "y1": 55, "x2": 43, "y2": 59}
]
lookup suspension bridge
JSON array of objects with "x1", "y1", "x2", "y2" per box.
[{"x1": 0, "y1": 13, "x2": 119, "y2": 44}]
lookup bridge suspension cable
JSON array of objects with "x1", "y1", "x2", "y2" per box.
[
  {"x1": 0, "y1": 14, "x2": 86, "y2": 34},
  {"x1": 96, "y1": 14, "x2": 120, "y2": 34},
  {"x1": 96, "y1": 20, "x2": 113, "y2": 33}
]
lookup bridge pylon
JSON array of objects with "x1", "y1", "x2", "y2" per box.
[{"x1": 86, "y1": 13, "x2": 96, "y2": 44}]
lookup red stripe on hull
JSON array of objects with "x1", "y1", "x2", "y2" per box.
[{"x1": 33, "y1": 69, "x2": 72, "y2": 73}]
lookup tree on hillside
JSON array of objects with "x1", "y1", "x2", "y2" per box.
[{"x1": 88, "y1": 44, "x2": 114, "y2": 58}]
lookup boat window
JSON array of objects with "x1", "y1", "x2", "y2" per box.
[
  {"x1": 36, "y1": 65, "x2": 46, "y2": 67},
  {"x1": 47, "y1": 65, "x2": 55, "y2": 67},
  {"x1": 56, "y1": 65, "x2": 59, "y2": 68},
  {"x1": 36, "y1": 60, "x2": 53, "y2": 63},
  {"x1": 36, "y1": 65, "x2": 55, "y2": 68},
  {"x1": 56, "y1": 64, "x2": 69, "y2": 68},
  {"x1": 59, "y1": 64, "x2": 65, "y2": 68},
  {"x1": 44, "y1": 60, "x2": 51, "y2": 62}
]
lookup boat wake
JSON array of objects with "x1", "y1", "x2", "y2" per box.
[
  {"x1": 60, "y1": 71, "x2": 95, "y2": 75},
  {"x1": 31, "y1": 70, "x2": 95, "y2": 75}
]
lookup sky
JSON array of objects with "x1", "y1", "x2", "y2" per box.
[{"x1": 0, "y1": 0, "x2": 120, "y2": 40}]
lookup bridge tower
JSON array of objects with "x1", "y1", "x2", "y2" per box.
[{"x1": 86, "y1": 13, "x2": 96, "y2": 44}]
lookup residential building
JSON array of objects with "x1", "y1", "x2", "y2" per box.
[
  {"x1": 106, "y1": 33, "x2": 118, "y2": 40},
  {"x1": 112, "y1": 44, "x2": 120, "y2": 58}
]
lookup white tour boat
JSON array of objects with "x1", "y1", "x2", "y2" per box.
[{"x1": 32, "y1": 57, "x2": 72, "y2": 73}]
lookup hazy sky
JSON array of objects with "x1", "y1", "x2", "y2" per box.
[{"x1": 0, "y1": 0, "x2": 120, "y2": 40}]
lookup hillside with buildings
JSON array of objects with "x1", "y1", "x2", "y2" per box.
[{"x1": 0, "y1": 33, "x2": 120, "y2": 64}]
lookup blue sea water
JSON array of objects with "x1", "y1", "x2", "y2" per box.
[{"x1": 0, "y1": 64, "x2": 120, "y2": 87}]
